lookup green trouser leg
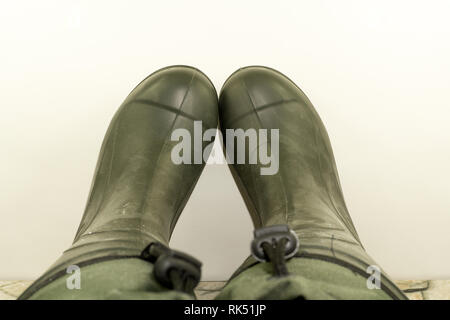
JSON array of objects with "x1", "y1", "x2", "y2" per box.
[
  {"x1": 28, "y1": 259, "x2": 192, "y2": 300},
  {"x1": 217, "y1": 66, "x2": 407, "y2": 300},
  {"x1": 19, "y1": 66, "x2": 218, "y2": 300},
  {"x1": 217, "y1": 258, "x2": 391, "y2": 300}
]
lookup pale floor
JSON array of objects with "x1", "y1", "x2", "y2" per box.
[{"x1": 0, "y1": 280, "x2": 448, "y2": 300}]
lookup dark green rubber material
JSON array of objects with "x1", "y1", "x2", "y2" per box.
[
  {"x1": 218, "y1": 66, "x2": 407, "y2": 300},
  {"x1": 19, "y1": 65, "x2": 218, "y2": 299}
]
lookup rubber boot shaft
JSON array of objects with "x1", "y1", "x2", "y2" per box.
[
  {"x1": 19, "y1": 65, "x2": 218, "y2": 299},
  {"x1": 218, "y1": 66, "x2": 406, "y2": 299}
]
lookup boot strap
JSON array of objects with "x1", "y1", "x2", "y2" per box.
[
  {"x1": 141, "y1": 242, "x2": 202, "y2": 293},
  {"x1": 251, "y1": 224, "x2": 299, "y2": 276}
]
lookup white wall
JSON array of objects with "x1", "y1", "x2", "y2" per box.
[{"x1": 0, "y1": 0, "x2": 449, "y2": 281}]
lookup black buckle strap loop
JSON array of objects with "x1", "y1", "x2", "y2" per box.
[
  {"x1": 141, "y1": 242, "x2": 202, "y2": 293},
  {"x1": 251, "y1": 224, "x2": 299, "y2": 262},
  {"x1": 251, "y1": 225, "x2": 299, "y2": 277}
]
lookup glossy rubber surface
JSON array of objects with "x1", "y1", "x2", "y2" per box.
[
  {"x1": 19, "y1": 66, "x2": 218, "y2": 299},
  {"x1": 219, "y1": 66, "x2": 406, "y2": 299}
]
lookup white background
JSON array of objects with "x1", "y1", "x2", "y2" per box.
[{"x1": 0, "y1": 0, "x2": 449, "y2": 281}]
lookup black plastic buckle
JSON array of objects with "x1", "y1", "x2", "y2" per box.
[
  {"x1": 251, "y1": 224, "x2": 299, "y2": 262},
  {"x1": 141, "y1": 242, "x2": 202, "y2": 290}
]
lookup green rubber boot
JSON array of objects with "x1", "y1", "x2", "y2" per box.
[
  {"x1": 216, "y1": 66, "x2": 406, "y2": 300},
  {"x1": 19, "y1": 65, "x2": 218, "y2": 300}
]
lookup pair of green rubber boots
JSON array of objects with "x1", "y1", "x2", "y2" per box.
[{"x1": 19, "y1": 66, "x2": 406, "y2": 300}]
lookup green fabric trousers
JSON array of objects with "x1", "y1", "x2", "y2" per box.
[
  {"x1": 217, "y1": 257, "x2": 391, "y2": 300},
  {"x1": 28, "y1": 257, "x2": 391, "y2": 300},
  {"x1": 28, "y1": 258, "x2": 192, "y2": 300}
]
